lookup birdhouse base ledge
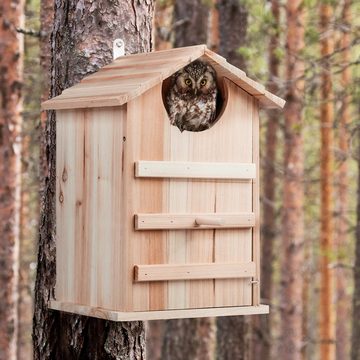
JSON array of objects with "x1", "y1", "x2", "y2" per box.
[{"x1": 48, "y1": 301, "x2": 269, "y2": 321}]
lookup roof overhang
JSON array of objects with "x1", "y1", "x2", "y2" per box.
[{"x1": 42, "y1": 44, "x2": 285, "y2": 111}]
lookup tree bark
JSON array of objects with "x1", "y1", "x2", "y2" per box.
[
  {"x1": 352, "y1": 107, "x2": 360, "y2": 360},
  {"x1": 146, "y1": 321, "x2": 165, "y2": 360},
  {"x1": 162, "y1": 318, "x2": 215, "y2": 360},
  {"x1": 336, "y1": 1, "x2": 351, "y2": 359},
  {"x1": 278, "y1": 0, "x2": 305, "y2": 359},
  {"x1": 217, "y1": 0, "x2": 248, "y2": 70},
  {"x1": 154, "y1": 0, "x2": 173, "y2": 51},
  {"x1": 0, "y1": 0, "x2": 24, "y2": 359},
  {"x1": 216, "y1": 316, "x2": 250, "y2": 360},
  {"x1": 252, "y1": 1, "x2": 280, "y2": 359},
  {"x1": 319, "y1": 2, "x2": 336, "y2": 360},
  {"x1": 173, "y1": 0, "x2": 210, "y2": 48},
  {"x1": 32, "y1": 1, "x2": 154, "y2": 359},
  {"x1": 208, "y1": 0, "x2": 219, "y2": 53}
]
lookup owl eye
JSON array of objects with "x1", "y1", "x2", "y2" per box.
[
  {"x1": 185, "y1": 79, "x2": 192, "y2": 86},
  {"x1": 200, "y1": 79, "x2": 207, "y2": 86}
]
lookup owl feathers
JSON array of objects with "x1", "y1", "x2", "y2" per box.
[{"x1": 166, "y1": 60, "x2": 218, "y2": 132}]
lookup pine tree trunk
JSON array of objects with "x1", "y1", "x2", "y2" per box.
[
  {"x1": 336, "y1": 1, "x2": 351, "y2": 358},
  {"x1": 0, "y1": 0, "x2": 24, "y2": 358},
  {"x1": 252, "y1": 1, "x2": 280, "y2": 359},
  {"x1": 216, "y1": 316, "x2": 250, "y2": 360},
  {"x1": 18, "y1": 137, "x2": 33, "y2": 360},
  {"x1": 32, "y1": 1, "x2": 154, "y2": 359},
  {"x1": 208, "y1": 0, "x2": 219, "y2": 52},
  {"x1": 216, "y1": 2, "x2": 250, "y2": 359},
  {"x1": 217, "y1": 0, "x2": 248, "y2": 69},
  {"x1": 278, "y1": 0, "x2": 305, "y2": 358},
  {"x1": 154, "y1": 0, "x2": 173, "y2": 51},
  {"x1": 173, "y1": 0, "x2": 210, "y2": 47},
  {"x1": 319, "y1": 3, "x2": 336, "y2": 359},
  {"x1": 146, "y1": 321, "x2": 164, "y2": 360},
  {"x1": 352, "y1": 106, "x2": 360, "y2": 360}
]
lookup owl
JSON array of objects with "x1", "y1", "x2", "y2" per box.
[{"x1": 166, "y1": 60, "x2": 218, "y2": 132}]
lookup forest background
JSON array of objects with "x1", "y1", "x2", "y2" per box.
[{"x1": 0, "y1": 0, "x2": 359, "y2": 359}]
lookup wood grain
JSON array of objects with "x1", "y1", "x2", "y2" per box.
[
  {"x1": 135, "y1": 213, "x2": 255, "y2": 230},
  {"x1": 134, "y1": 262, "x2": 256, "y2": 282},
  {"x1": 54, "y1": 67, "x2": 267, "y2": 316},
  {"x1": 135, "y1": 160, "x2": 256, "y2": 179},
  {"x1": 42, "y1": 45, "x2": 285, "y2": 110},
  {"x1": 49, "y1": 301, "x2": 269, "y2": 321}
]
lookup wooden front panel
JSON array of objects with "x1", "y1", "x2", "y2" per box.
[
  {"x1": 126, "y1": 79, "x2": 258, "y2": 311},
  {"x1": 56, "y1": 107, "x2": 127, "y2": 310}
]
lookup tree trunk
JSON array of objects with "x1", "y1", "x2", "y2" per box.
[
  {"x1": 0, "y1": 0, "x2": 24, "y2": 358},
  {"x1": 32, "y1": 1, "x2": 154, "y2": 359},
  {"x1": 336, "y1": 1, "x2": 351, "y2": 359},
  {"x1": 352, "y1": 106, "x2": 360, "y2": 360},
  {"x1": 146, "y1": 321, "x2": 165, "y2": 360},
  {"x1": 154, "y1": 0, "x2": 173, "y2": 51},
  {"x1": 161, "y1": 318, "x2": 215, "y2": 360},
  {"x1": 278, "y1": 0, "x2": 305, "y2": 359},
  {"x1": 216, "y1": 316, "x2": 250, "y2": 360},
  {"x1": 158, "y1": 3, "x2": 215, "y2": 360},
  {"x1": 208, "y1": 0, "x2": 219, "y2": 53},
  {"x1": 173, "y1": 0, "x2": 210, "y2": 48},
  {"x1": 217, "y1": 0, "x2": 248, "y2": 69},
  {"x1": 252, "y1": 1, "x2": 280, "y2": 359},
  {"x1": 319, "y1": 2, "x2": 336, "y2": 360},
  {"x1": 216, "y1": 2, "x2": 250, "y2": 359},
  {"x1": 18, "y1": 137, "x2": 33, "y2": 360}
]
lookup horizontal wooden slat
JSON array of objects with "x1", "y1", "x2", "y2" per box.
[
  {"x1": 135, "y1": 213, "x2": 255, "y2": 230},
  {"x1": 49, "y1": 301, "x2": 269, "y2": 321},
  {"x1": 134, "y1": 262, "x2": 256, "y2": 282},
  {"x1": 135, "y1": 161, "x2": 256, "y2": 179}
]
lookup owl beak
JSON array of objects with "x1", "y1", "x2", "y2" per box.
[{"x1": 194, "y1": 88, "x2": 198, "y2": 95}]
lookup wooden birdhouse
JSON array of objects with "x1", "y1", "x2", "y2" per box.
[{"x1": 42, "y1": 45, "x2": 285, "y2": 321}]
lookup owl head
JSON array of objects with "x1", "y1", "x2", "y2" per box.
[{"x1": 173, "y1": 60, "x2": 217, "y2": 96}]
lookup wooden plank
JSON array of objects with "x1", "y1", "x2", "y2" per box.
[
  {"x1": 135, "y1": 213, "x2": 255, "y2": 230},
  {"x1": 49, "y1": 301, "x2": 269, "y2": 321},
  {"x1": 41, "y1": 94, "x2": 128, "y2": 110},
  {"x1": 134, "y1": 262, "x2": 256, "y2": 282},
  {"x1": 126, "y1": 84, "x2": 168, "y2": 311},
  {"x1": 252, "y1": 99, "x2": 261, "y2": 305},
  {"x1": 135, "y1": 161, "x2": 256, "y2": 179},
  {"x1": 214, "y1": 79, "x2": 253, "y2": 307},
  {"x1": 56, "y1": 107, "x2": 128, "y2": 311}
]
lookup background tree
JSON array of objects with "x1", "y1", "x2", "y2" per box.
[
  {"x1": 216, "y1": 2, "x2": 250, "y2": 359},
  {"x1": 319, "y1": 1, "x2": 336, "y2": 359},
  {"x1": 0, "y1": 0, "x2": 24, "y2": 359},
  {"x1": 173, "y1": 0, "x2": 210, "y2": 47},
  {"x1": 352, "y1": 120, "x2": 360, "y2": 359},
  {"x1": 252, "y1": 0, "x2": 281, "y2": 358},
  {"x1": 217, "y1": 0, "x2": 248, "y2": 69},
  {"x1": 336, "y1": 0, "x2": 351, "y2": 358},
  {"x1": 32, "y1": 1, "x2": 154, "y2": 358},
  {"x1": 279, "y1": 0, "x2": 305, "y2": 358},
  {"x1": 159, "y1": 2, "x2": 215, "y2": 359}
]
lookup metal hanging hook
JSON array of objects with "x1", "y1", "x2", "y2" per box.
[{"x1": 113, "y1": 39, "x2": 125, "y2": 59}]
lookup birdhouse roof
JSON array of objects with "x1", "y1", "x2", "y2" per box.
[{"x1": 42, "y1": 45, "x2": 285, "y2": 110}]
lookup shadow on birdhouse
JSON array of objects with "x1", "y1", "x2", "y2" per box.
[{"x1": 41, "y1": 45, "x2": 285, "y2": 321}]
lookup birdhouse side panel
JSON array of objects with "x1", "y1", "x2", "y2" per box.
[
  {"x1": 126, "y1": 80, "x2": 258, "y2": 312},
  {"x1": 123, "y1": 87, "x2": 168, "y2": 312},
  {"x1": 56, "y1": 106, "x2": 128, "y2": 311}
]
